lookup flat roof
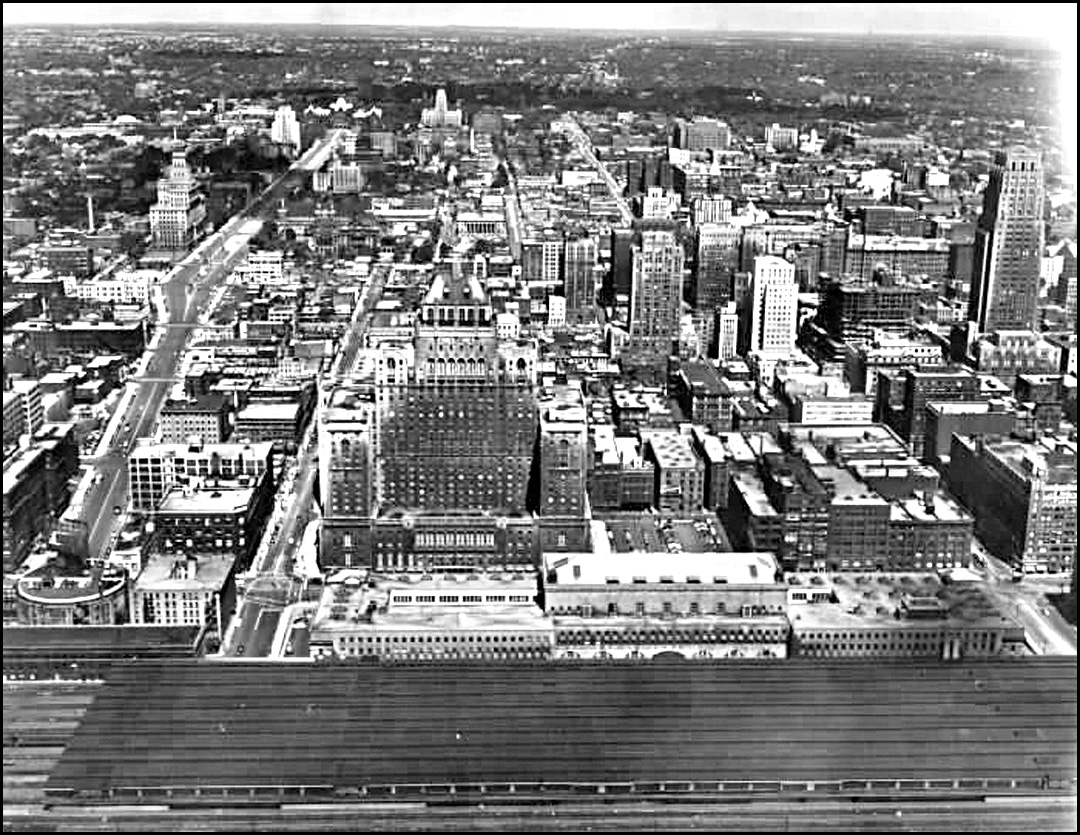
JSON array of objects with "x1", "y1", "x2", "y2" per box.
[
  {"x1": 135, "y1": 553, "x2": 235, "y2": 592},
  {"x1": 158, "y1": 484, "x2": 255, "y2": 514},
  {"x1": 645, "y1": 431, "x2": 699, "y2": 470},
  {"x1": 730, "y1": 470, "x2": 777, "y2": 517},
  {"x1": 545, "y1": 551, "x2": 779, "y2": 586},
  {"x1": 235, "y1": 401, "x2": 301, "y2": 421},
  {"x1": 130, "y1": 439, "x2": 273, "y2": 459},
  {"x1": 890, "y1": 491, "x2": 970, "y2": 523},
  {"x1": 3, "y1": 624, "x2": 200, "y2": 656},
  {"x1": 790, "y1": 572, "x2": 1013, "y2": 629},
  {"x1": 47, "y1": 658, "x2": 1078, "y2": 792}
]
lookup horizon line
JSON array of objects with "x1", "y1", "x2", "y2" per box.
[{"x1": 0, "y1": 20, "x2": 1059, "y2": 44}]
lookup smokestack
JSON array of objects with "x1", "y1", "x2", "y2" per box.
[{"x1": 86, "y1": 194, "x2": 95, "y2": 234}]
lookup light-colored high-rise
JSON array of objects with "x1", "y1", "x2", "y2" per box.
[
  {"x1": 149, "y1": 146, "x2": 206, "y2": 252},
  {"x1": 629, "y1": 226, "x2": 685, "y2": 362},
  {"x1": 717, "y1": 301, "x2": 740, "y2": 360},
  {"x1": 563, "y1": 236, "x2": 597, "y2": 322},
  {"x1": 421, "y1": 87, "x2": 462, "y2": 128},
  {"x1": 969, "y1": 147, "x2": 1044, "y2": 332},
  {"x1": 271, "y1": 105, "x2": 301, "y2": 154},
  {"x1": 749, "y1": 255, "x2": 797, "y2": 355}
]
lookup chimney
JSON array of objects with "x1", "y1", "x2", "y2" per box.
[
  {"x1": 86, "y1": 194, "x2": 95, "y2": 234},
  {"x1": 923, "y1": 491, "x2": 935, "y2": 516}
]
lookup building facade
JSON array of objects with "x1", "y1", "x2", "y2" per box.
[
  {"x1": 149, "y1": 146, "x2": 206, "y2": 252},
  {"x1": 748, "y1": 255, "x2": 798, "y2": 356},
  {"x1": 969, "y1": 147, "x2": 1044, "y2": 332},
  {"x1": 628, "y1": 226, "x2": 684, "y2": 364}
]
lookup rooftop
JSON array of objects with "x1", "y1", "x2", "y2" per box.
[
  {"x1": 311, "y1": 571, "x2": 545, "y2": 634},
  {"x1": 645, "y1": 431, "x2": 699, "y2": 470},
  {"x1": 16, "y1": 570, "x2": 127, "y2": 603},
  {"x1": 545, "y1": 551, "x2": 779, "y2": 587},
  {"x1": 163, "y1": 393, "x2": 228, "y2": 413},
  {"x1": 47, "y1": 658, "x2": 1078, "y2": 793},
  {"x1": 890, "y1": 491, "x2": 971, "y2": 524},
  {"x1": 789, "y1": 573, "x2": 1015, "y2": 629},
  {"x1": 136, "y1": 553, "x2": 235, "y2": 593},
  {"x1": 235, "y1": 401, "x2": 301, "y2": 421},
  {"x1": 679, "y1": 361, "x2": 724, "y2": 396},
  {"x1": 158, "y1": 484, "x2": 256, "y2": 515}
]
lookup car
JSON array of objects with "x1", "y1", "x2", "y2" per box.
[
  {"x1": 236, "y1": 644, "x2": 246, "y2": 656},
  {"x1": 112, "y1": 505, "x2": 122, "y2": 516}
]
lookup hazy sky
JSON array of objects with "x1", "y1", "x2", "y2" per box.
[{"x1": 1, "y1": 3, "x2": 1075, "y2": 41}]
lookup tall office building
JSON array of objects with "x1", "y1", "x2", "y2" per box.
[
  {"x1": 629, "y1": 226, "x2": 685, "y2": 363},
  {"x1": 969, "y1": 147, "x2": 1045, "y2": 332},
  {"x1": 421, "y1": 87, "x2": 463, "y2": 128},
  {"x1": 678, "y1": 118, "x2": 730, "y2": 152},
  {"x1": 748, "y1": 255, "x2": 798, "y2": 356},
  {"x1": 607, "y1": 228, "x2": 635, "y2": 301},
  {"x1": 320, "y1": 270, "x2": 547, "y2": 569},
  {"x1": 563, "y1": 236, "x2": 598, "y2": 323},
  {"x1": 717, "y1": 301, "x2": 740, "y2": 361},
  {"x1": 149, "y1": 145, "x2": 206, "y2": 252},
  {"x1": 537, "y1": 385, "x2": 590, "y2": 551},
  {"x1": 694, "y1": 223, "x2": 740, "y2": 311},
  {"x1": 271, "y1": 105, "x2": 301, "y2": 155}
]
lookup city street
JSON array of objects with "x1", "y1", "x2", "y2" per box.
[
  {"x1": 974, "y1": 541, "x2": 1077, "y2": 655},
  {"x1": 225, "y1": 253, "x2": 389, "y2": 658},
  {"x1": 74, "y1": 133, "x2": 344, "y2": 561}
]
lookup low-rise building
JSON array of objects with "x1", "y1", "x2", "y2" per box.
[
  {"x1": 233, "y1": 401, "x2": 304, "y2": 445},
  {"x1": 308, "y1": 570, "x2": 551, "y2": 661},
  {"x1": 128, "y1": 439, "x2": 273, "y2": 513},
  {"x1": 949, "y1": 433, "x2": 1076, "y2": 574},
  {"x1": 153, "y1": 478, "x2": 274, "y2": 569},
  {"x1": 644, "y1": 430, "x2": 705, "y2": 513},
  {"x1": 922, "y1": 400, "x2": 1021, "y2": 466},
  {"x1": 673, "y1": 361, "x2": 726, "y2": 429},
  {"x1": 159, "y1": 394, "x2": 231, "y2": 444},
  {"x1": 543, "y1": 550, "x2": 788, "y2": 660},
  {"x1": 787, "y1": 573, "x2": 1025, "y2": 659},
  {"x1": 15, "y1": 565, "x2": 129, "y2": 626},
  {"x1": 132, "y1": 553, "x2": 236, "y2": 630},
  {"x1": 588, "y1": 427, "x2": 655, "y2": 511}
]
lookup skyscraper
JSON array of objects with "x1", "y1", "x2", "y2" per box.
[
  {"x1": 969, "y1": 147, "x2": 1044, "y2": 332},
  {"x1": 421, "y1": 87, "x2": 463, "y2": 128},
  {"x1": 271, "y1": 105, "x2": 301, "y2": 155},
  {"x1": 563, "y1": 236, "x2": 598, "y2": 322},
  {"x1": 149, "y1": 145, "x2": 206, "y2": 252},
  {"x1": 319, "y1": 270, "x2": 544, "y2": 570},
  {"x1": 748, "y1": 255, "x2": 798, "y2": 356},
  {"x1": 628, "y1": 225, "x2": 685, "y2": 363}
]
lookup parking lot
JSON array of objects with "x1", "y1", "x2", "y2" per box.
[{"x1": 603, "y1": 513, "x2": 732, "y2": 554}]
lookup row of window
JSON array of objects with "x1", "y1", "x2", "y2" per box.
[
  {"x1": 557, "y1": 631, "x2": 786, "y2": 644},
  {"x1": 550, "y1": 602, "x2": 781, "y2": 617},
  {"x1": 390, "y1": 594, "x2": 533, "y2": 605},
  {"x1": 337, "y1": 633, "x2": 545, "y2": 646}
]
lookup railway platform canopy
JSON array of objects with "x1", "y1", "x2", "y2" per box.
[{"x1": 45, "y1": 657, "x2": 1077, "y2": 801}]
